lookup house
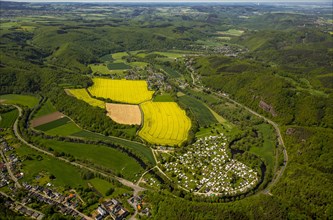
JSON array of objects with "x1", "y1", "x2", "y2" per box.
[
  {"x1": 97, "y1": 206, "x2": 107, "y2": 216},
  {"x1": 95, "y1": 214, "x2": 103, "y2": 220}
]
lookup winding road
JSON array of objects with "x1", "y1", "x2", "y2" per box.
[
  {"x1": 0, "y1": 149, "x2": 22, "y2": 189},
  {"x1": 212, "y1": 91, "x2": 288, "y2": 194},
  {"x1": 188, "y1": 63, "x2": 288, "y2": 194},
  {"x1": 11, "y1": 105, "x2": 145, "y2": 198}
]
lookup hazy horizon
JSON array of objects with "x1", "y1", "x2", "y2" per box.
[{"x1": 3, "y1": 0, "x2": 332, "y2": 3}]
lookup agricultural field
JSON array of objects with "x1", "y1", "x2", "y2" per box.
[
  {"x1": 128, "y1": 62, "x2": 148, "y2": 68},
  {"x1": 33, "y1": 116, "x2": 82, "y2": 136},
  {"x1": 10, "y1": 140, "x2": 128, "y2": 195},
  {"x1": 153, "y1": 51, "x2": 184, "y2": 59},
  {"x1": 67, "y1": 89, "x2": 105, "y2": 108},
  {"x1": 15, "y1": 144, "x2": 87, "y2": 187},
  {"x1": 178, "y1": 95, "x2": 217, "y2": 127},
  {"x1": 216, "y1": 29, "x2": 244, "y2": 37},
  {"x1": 34, "y1": 117, "x2": 69, "y2": 130},
  {"x1": 30, "y1": 111, "x2": 65, "y2": 127},
  {"x1": 88, "y1": 78, "x2": 154, "y2": 104},
  {"x1": 33, "y1": 99, "x2": 57, "y2": 118},
  {"x1": 139, "y1": 101, "x2": 191, "y2": 146},
  {"x1": 34, "y1": 138, "x2": 144, "y2": 181},
  {"x1": 72, "y1": 130, "x2": 155, "y2": 165},
  {"x1": 160, "y1": 65, "x2": 182, "y2": 78},
  {"x1": 106, "y1": 103, "x2": 142, "y2": 125},
  {"x1": 0, "y1": 94, "x2": 39, "y2": 108},
  {"x1": 111, "y1": 52, "x2": 128, "y2": 60},
  {"x1": 44, "y1": 122, "x2": 82, "y2": 136},
  {"x1": 107, "y1": 62, "x2": 131, "y2": 70},
  {"x1": 0, "y1": 109, "x2": 18, "y2": 128},
  {"x1": 153, "y1": 94, "x2": 174, "y2": 102}
]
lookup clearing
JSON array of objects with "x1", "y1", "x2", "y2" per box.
[{"x1": 106, "y1": 103, "x2": 142, "y2": 125}]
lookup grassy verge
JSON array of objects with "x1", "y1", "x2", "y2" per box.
[{"x1": 0, "y1": 109, "x2": 18, "y2": 128}]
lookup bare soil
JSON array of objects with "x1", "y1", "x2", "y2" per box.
[
  {"x1": 106, "y1": 103, "x2": 142, "y2": 125},
  {"x1": 30, "y1": 111, "x2": 65, "y2": 127}
]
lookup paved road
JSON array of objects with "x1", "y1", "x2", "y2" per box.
[
  {"x1": 0, "y1": 149, "x2": 22, "y2": 188},
  {"x1": 32, "y1": 189, "x2": 92, "y2": 220},
  {"x1": 12, "y1": 105, "x2": 145, "y2": 193},
  {"x1": 0, "y1": 191, "x2": 45, "y2": 219},
  {"x1": 186, "y1": 63, "x2": 288, "y2": 194},
  {"x1": 211, "y1": 92, "x2": 288, "y2": 193},
  {"x1": 12, "y1": 105, "x2": 145, "y2": 220}
]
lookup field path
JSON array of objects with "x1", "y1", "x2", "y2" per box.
[
  {"x1": 0, "y1": 149, "x2": 22, "y2": 188},
  {"x1": 186, "y1": 60, "x2": 288, "y2": 195},
  {"x1": 185, "y1": 86, "x2": 287, "y2": 195},
  {"x1": 211, "y1": 91, "x2": 288, "y2": 194},
  {"x1": 12, "y1": 105, "x2": 145, "y2": 194}
]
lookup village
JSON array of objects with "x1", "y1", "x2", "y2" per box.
[
  {"x1": 160, "y1": 134, "x2": 259, "y2": 196},
  {"x1": 0, "y1": 134, "x2": 139, "y2": 220}
]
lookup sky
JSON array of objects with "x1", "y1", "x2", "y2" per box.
[{"x1": 6, "y1": 0, "x2": 333, "y2": 2}]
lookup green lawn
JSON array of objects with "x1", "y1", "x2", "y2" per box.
[
  {"x1": 178, "y1": 95, "x2": 217, "y2": 127},
  {"x1": 34, "y1": 117, "x2": 70, "y2": 131},
  {"x1": 33, "y1": 99, "x2": 57, "y2": 118},
  {"x1": 250, "y1": 124, "x2": 276, "y2": 169},
  {"x1": 0, "y1": 109, "x2": 18, "y2": 128},
  {"x1": 72, "y1": 130, "x2": 155, "y2": 165},
  {"x1": 35, "y1": 138, "x2": 144, "y2": 181},
  {"x1": 0, "y1": 94, "x2": 39, "y2": 108}
]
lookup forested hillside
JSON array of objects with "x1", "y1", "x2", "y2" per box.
[{"x1": 1, "y1": 1, "x2": 332, "y2": 219}]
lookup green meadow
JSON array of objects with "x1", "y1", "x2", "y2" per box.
[
  {"x1": 34, "y1": 138, "x2": 144, "y2": 181},
  {"x1": 0, "y1": 94, "x2": 39, "y2": 108}
]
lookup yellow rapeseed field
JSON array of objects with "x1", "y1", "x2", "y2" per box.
[
  {"x1": 67, "y1": 89, "x2": 105, "y2": 108},
  {"x1": 88, "y1": 78, "x2": 154, "y2": 104},
  {"x1": 139, "y1": 101, "x2": 191, "y2": 146}
]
